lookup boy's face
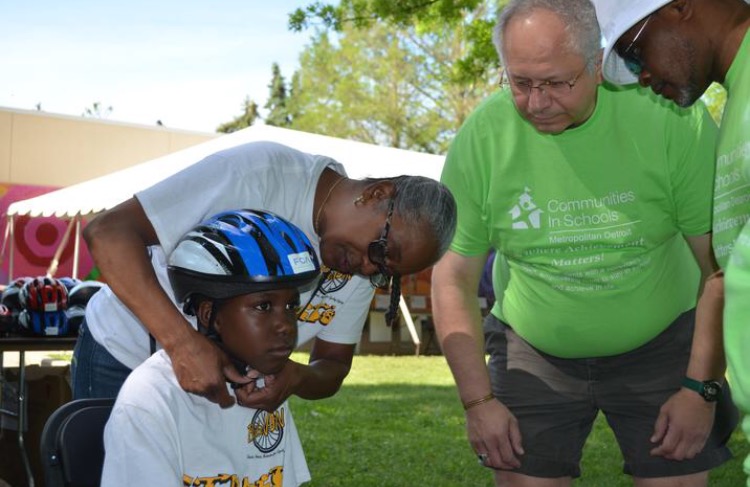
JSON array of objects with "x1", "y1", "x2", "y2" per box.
[{"x1": 212, "y1": 288, "x2": 300, "y2": 375}]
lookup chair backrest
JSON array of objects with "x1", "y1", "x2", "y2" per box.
[{"x1": 40, "y1": 398, "x2": 115, "y2": 487}]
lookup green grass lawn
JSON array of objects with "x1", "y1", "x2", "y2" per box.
[{"x1": 289, "y1": 353, "x2": 748, "y2": 487}]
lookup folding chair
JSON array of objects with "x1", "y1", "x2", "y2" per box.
[{"x1": 40, "y1": 398, "x2": 115, "y2": 487}]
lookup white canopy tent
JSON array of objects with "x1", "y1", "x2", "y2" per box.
[
  {"x1": 3, "y1": 125, "x2": 446, "y2": 353},
  {"x1": 6, "y1": 124, "x2": 445, "y2": 219},
  {"x1": 5, "y1": 124, "x2": 446, "y2": 275}
]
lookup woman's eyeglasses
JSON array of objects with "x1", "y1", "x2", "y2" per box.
[{"x1": 368, "y1": 198, "x2": 395, "y2": 289}]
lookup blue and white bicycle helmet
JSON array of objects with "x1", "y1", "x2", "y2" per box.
[
  {"x1": 167, "y1": 209, "x2": 320, "y2": 311},
  {"x1": 18, "y1": 308, "x2": 70, "y2": 336}
]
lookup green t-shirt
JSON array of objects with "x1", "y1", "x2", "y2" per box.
[
  {"x1": 442, "y1": 84, "x2": 717, "y2": 358},
  {"x1": 720, "y1": 29, "x2": 750, "y2": 487},
  {"x1": 713, "y1": 31, "x2": 750, "y2": 268},
  {"x1": 725, "y1": 224, "x2": 750, "y2": 486}
]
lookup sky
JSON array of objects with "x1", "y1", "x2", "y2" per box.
[{"x1": 0, "y1": 0, "x2": 314, "y2": 133}]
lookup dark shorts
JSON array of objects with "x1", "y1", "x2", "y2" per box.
[{"x1": 484, "y1": 310, "x2": 737, "y2": 479}]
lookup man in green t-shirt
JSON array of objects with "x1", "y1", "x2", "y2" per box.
[
  {"x1": 432, "y1": 0, "x2": 738, "y2": 486},
  {"x1": 593, "y1": 1, "x2": 750, "y2": 484}
]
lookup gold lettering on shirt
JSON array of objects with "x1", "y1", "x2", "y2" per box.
[
  {"x1": 298, "y1": 303, "x2": 336, "y2": 326},
  {"x1": 248, "y1": 409, "x2": 286, "y2": 443},
  {"x1": 182, "y1": 465, "x2": 283, "y2": 486}
]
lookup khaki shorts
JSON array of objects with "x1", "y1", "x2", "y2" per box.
[{"x1": 484, "y1": 309, "x2": 737, "y2": 478}]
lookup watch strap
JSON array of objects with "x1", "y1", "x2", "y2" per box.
[
  {"x1": 682, "y1": 377, "x2": 721, "y2": 402},
  {"x1": 681, "y1": 377, "x2": 704, "y2": 394}
]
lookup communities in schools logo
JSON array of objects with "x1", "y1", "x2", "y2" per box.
[{"x1": 509, "y1": 187, "x2": 543, "y2": 229}]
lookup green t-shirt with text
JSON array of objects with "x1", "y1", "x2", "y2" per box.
[
  {"x1": 442, "y1": 84, "x2": 716, "y2": 358},
  {"x1": 713, "y1": 31, "x2": 750, "y2": 267},
  {"x1": 720, "y1": 28, "x2": 750, "y2": 487}
]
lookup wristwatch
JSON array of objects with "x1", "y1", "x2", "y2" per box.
[{"x1": 682, "y1": 377, "x2": 722, "y2": 402}]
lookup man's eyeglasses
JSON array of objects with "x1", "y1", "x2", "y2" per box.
[
  {"x1": 618, "y1": 14, "x2": 653, "y2": 76},
  {"x1": 368, "y1": 198, "x2": 396, "y2": 290},
  {"x1": 500, "y1": 66, "x2": 587, "y2": 98}
]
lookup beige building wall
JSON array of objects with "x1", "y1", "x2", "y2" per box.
[{"x1": 0, "y1": 107, "x2": 218, "y2": 187}]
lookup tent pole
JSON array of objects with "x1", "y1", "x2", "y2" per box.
[
  {"x1": 46, "y1": 217, "x2": 76, "y2": 277},
  {"x1": 72, "y1": 215, "x2": 81, "y2": 279},
  {"x1": 8, "y1": 215, "x2": 15, "y2": 280},
  {"x1": 398, "y1": 294, "x2": 421, "y2": 356},
  {"x1": 0, "y1": 215, "x2": 10, "y2": 272}
]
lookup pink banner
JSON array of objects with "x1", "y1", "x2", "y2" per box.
[{"x1": 0, "y1": 183, "x2": 95, "y2": 285}]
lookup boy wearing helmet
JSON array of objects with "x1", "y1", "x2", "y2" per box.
[{"x1": 102, "y1": 209, "x2": 320, "y2": 486}]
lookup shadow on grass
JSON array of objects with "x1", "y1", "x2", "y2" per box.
[{"x1": 291, "y1": 384, "x2": 748, "y2": 487}]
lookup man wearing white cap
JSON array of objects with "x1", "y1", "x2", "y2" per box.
[
  {"x1": 594, "y1": 1, "x2": 750, "y2": 483},
  {"x1": 432, "y1": 0, "x2": 738, "y2": 485}
]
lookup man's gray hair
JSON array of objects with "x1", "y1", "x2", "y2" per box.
[
  {"x1": 493, "y1": 0, "x2": 602, "y2": 72},
  {"x1": 376, "y1": 176, "x2": 457, "y2": 259}
]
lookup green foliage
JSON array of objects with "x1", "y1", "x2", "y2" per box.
[
  {"x1": 216, "y1": 97, "x2": 260, "y2": 133},
  {"x1": 265, "y1": 63, "x2": 293, "y2": 127},
  {"x1": 701, "y1": 82, "x2": 728, "y2": 125},
  {"x1": 219, "y1": 1, "x2": 501, "y2": 145},
  {"x1": 45, "y1": 352, "x2": 72, "y2": 362},
  {"x1": 289, "y1": 353, "x2": 749, "y2": 487},
  {"x1": 286, "y1": 17, "x2": 495, "y2": 153},
  {"x1": 289, "y1": 0, "x2": 503, "y2": 83},
  {"x1": 289, "y1": 0, "x2": 485, "y2": 31}
]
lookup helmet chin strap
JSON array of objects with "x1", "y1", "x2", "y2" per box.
[{"x1": 204, "y1": 301, "x2": 253, "y2": 388}]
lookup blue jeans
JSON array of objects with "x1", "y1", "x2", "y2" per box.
[{"x1": 71, "y1": 318, "x2": 132, "y2": 399}]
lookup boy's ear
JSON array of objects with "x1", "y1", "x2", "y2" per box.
[{"x1": 195, "y1": 300, "x2": 214, "y2": 331}]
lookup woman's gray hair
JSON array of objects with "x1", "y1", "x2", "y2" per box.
[
  {"x1": 371, "y1": 175, "x2": 457, "y2": 259},
  {"x1": 493, "y1": 0, "x2": 602, "y2": 73}
]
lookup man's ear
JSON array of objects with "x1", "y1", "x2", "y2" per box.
[
  {"x1": 594, "y1": 50, "x2": 604, "y2": 84},
  {"x1": 664, "y1": 0, "x2": 693, "y2": 21}
]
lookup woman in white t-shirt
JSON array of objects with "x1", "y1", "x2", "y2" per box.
[{"x1": 72, "y1": 141, "x2": 456, "y2": 414}]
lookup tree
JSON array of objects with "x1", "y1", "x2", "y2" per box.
[
  {"x1": 82, "y1": 101, "x2": 113, "y2": 119},
  {"x1": 286, "y1": 11, "x2": 494, "y2": 153},
  {"x1": 216, "y1": 97, "x2": 260, "y2": 133},
  {"x1": 265, "y1": 63, "x2": 292, "y2": 127},
  {"x1": 289, "y1": 0, "x2": 504, "y2": 82},
  {"x1": 216, "y1": 3, "x2": 495, "y2": 148}
]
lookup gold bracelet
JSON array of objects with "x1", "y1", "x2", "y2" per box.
[{"x1": 463, "y1": 393, "x2": 495, "y2": 411}]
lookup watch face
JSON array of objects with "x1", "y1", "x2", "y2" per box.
[{"x1": 702, "y1": 381, "x2": 721, "y2": 402}]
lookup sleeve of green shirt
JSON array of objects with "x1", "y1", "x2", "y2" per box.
[
  {"x1": 440, "y1": 97, "x2": 495, "y2": 258},
  {"x1": 662, "y1": 96, "x2": 718, "y2": 236}
]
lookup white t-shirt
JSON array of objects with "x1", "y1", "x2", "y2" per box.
[
  {"x1": 102, "y1": 350, "x2": 311, "y2": 486},
  {"x1": 86, "y1": 141, "x2": 375, "y2": 370}
]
